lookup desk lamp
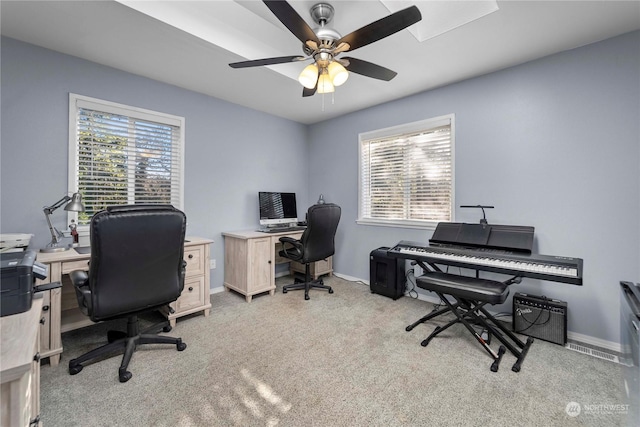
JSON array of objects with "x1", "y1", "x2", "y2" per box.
[{"x1": 40, "y1": 192, "x2": 85, "y2": 253}]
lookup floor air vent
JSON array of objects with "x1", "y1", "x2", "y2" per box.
[{"x1": 565, "y1": 342, "x2": 619, "y2": 363}]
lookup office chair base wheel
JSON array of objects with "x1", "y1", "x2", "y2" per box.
[
  {"x1": 119, "y1": 368, "x2": 132, "y2": 383},
  {"x1": 304, "y1": 294, "x2": 310, "y2": 300},
  {"x1": 328, "y1": 288, "x2": 334, "y2": 294},
  {"x1": 163, "y1": 325, "x2": 172, "y2": 333},
  {"x1": 177, "y1": 340, "x2": 187, "y2": 351},
  {"x1": 68, "y1": 362, "x2": 83, "y2": 375},
  {"x1": 283, "y1": 289, "x2": 288, "y2": 293}
]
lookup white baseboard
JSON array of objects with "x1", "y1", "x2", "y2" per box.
[
  {"x1": 210, "y1": 285, "x2": 225, "y2": 294},
  {"x1": 333, "y1": 272, "x2": 367, "y2": 284}
]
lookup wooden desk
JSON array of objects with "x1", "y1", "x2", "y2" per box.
[
  {"x1": 222, "y1": 230, "x2": 332, "y2": 302},
  {"x1": 35, "y1": 236, "x2": 213, "y2": 366},
  {"x1": 1, "y1": 295, "x2": 43, "y2": 427}
]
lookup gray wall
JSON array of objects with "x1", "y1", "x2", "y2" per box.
[
  {"x1": 0, "y1": 37, "x2": 310, "y2": 289},
  {"x1": 308, "y1": 31, "x2": 640, "y2": 346},
  {"x1": 2, "y1": 31, "x2": 639, "y2": 346}
]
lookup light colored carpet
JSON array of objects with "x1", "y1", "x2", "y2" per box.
[{"x1": 40, "y1": 275, "x2": 626, "y2": 426}]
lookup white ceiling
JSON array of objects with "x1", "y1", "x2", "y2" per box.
[{"x1": 2, "y1": 1, "x2": 639, "y2": 125}]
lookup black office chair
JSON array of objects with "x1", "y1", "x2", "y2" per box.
[
  {"x1": 68, "y1": 205, "x2": 188, "y2": 382},
  {"x1": 407, "y1": 271, "x2": 533, "y2": 372},
  {"x1": 279, "y1": 203, "x2": 341, "y2": 300}
]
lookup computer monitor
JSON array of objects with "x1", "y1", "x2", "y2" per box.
[{"x1": 258, "y1": 192, "x2": 298, "y2": 227}]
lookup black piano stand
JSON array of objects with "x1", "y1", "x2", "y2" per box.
[{"x1": 405, "y1": 305, "x2": 453, "y2": 332}]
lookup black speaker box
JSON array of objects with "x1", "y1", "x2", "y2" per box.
[
  {"x1": 369, "y1": 247, "x2": 405, "y2": 300},
  {"x1": 513, "y1": 292, "x2": 567, "y2": 346}
]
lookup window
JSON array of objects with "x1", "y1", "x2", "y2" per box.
[
  {"x1": 68, "y1": 94, "x2": 184, "y2": 227},
  {"x1": 358, "y1": 114, "x2": 454, "y2": 229}
]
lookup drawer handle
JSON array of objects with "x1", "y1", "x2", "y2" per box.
[
  {"x1": 188, "y1": 287, "x2": 194, "y2": 292},
  {"x1": 40, "y1": 317, "x2": 46, "y2": 325},
  {"x1": 43, "y1": 305, "x2": 50, "y2": 311},
  {"x1": 34, "y1": 352, "x2": 41, "y2": 362},
  {"x1": 188, "y1": 254, "x2": 194, "y2": 259}
]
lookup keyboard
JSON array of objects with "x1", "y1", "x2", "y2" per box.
[
  {"x1": 388, "y1": 241, "x2": 583, "y2": 285},
  {"x1": 258, "y1": 226, "x2": 306, "y2": 233}
]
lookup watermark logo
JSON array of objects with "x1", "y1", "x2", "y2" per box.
[
  {"x1": 565, "y1": 402, "x2": 581, "y2": 417},
  {"x1": 565, "y1": 401, "x2": 629, "y2": 417}
]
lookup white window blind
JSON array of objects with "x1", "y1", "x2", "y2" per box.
[
  {"x1": 359, "y1": 115, "x2": 454, "y2": 228},
  {"x1": 69, "y1": 94, "x2": 184, "y2": 226}
]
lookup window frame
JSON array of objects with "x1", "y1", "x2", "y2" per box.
[
  {"x1": 357, "y1": 114, "x2": 455, "y2": 230},
  {"x1": 67, "y1": 93, "x2": 185, "y2": 230}
]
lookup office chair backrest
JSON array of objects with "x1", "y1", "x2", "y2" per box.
[
  {"x1": 300, "y1": 203, "x2": 341, "y2": 264},
  {"x1": 87, "y1": 204, "x2": 187, "y2": 321}
]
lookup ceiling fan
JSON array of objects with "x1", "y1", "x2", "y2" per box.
[{"x1": 229, "y1": 1, "x2": 422, "y2": 97}]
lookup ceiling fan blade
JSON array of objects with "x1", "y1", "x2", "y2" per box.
[
  {"x1": 337, "y1": 6, "x2": 421, "y2": 52},
  {"x1": 343, "y1": 57, "x2": 397, "y2": 81},
  {"x1": 263, "y1": 0, "x2": 320, "y2": 46},
  {"x1": 229, "y1": 55, "x2": 306, "y2": 68},
  {"x1": 302, "y1": 86, "x2": 317, "y2": 97}
]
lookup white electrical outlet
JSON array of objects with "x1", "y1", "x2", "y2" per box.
[
  {"x1": 413, "y1": 264, "x2": 423, "y2": 277},
  {"x1": 210, "y1": 259, "x2": 216, "y2": 269}
]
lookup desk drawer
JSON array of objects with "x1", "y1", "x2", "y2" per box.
[
  {"x1": 61, "y1": 252, "x2": 204, "y2": 276},
  {"x1": 184, "y1": 246, "x2": 205, "y2": 277},
  {"x1": 175, "y1": 276, "x2": 205, "y2": 313}
]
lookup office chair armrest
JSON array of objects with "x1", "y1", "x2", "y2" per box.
[
  {"x1": 279, "y1": 236, "x2": 303, "y2": 260},
  {"x1": 70, "y1": 270, "x2": 92, "y2": 315},
  {"x1": 279, "y1": 236, "x2": 299, "y2": 245},
  {"x1": 70, "y1": 270, "x2": 88, "y2": 288}
]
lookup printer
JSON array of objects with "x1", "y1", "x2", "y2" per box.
[{"x1": 0, "y1": 250, "x2": 48, "y2": 317}]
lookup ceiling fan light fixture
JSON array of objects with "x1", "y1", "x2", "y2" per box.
[
  {"x1": 230, "y1": 1, "x2": 422, "y2": 98},
  {"x1": 317, "y1": 72, "x2": 335, "y2": 94},
  {"x1": 328, "y1": 61, "x2": 348, "y2": 86},
  {"x1": 298, "y1": 63, "x2": 319, "y2": 89}
]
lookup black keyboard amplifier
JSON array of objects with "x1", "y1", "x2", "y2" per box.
[{"x1": 513, "y1": 292, "x2": 567, "y2": 346}]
